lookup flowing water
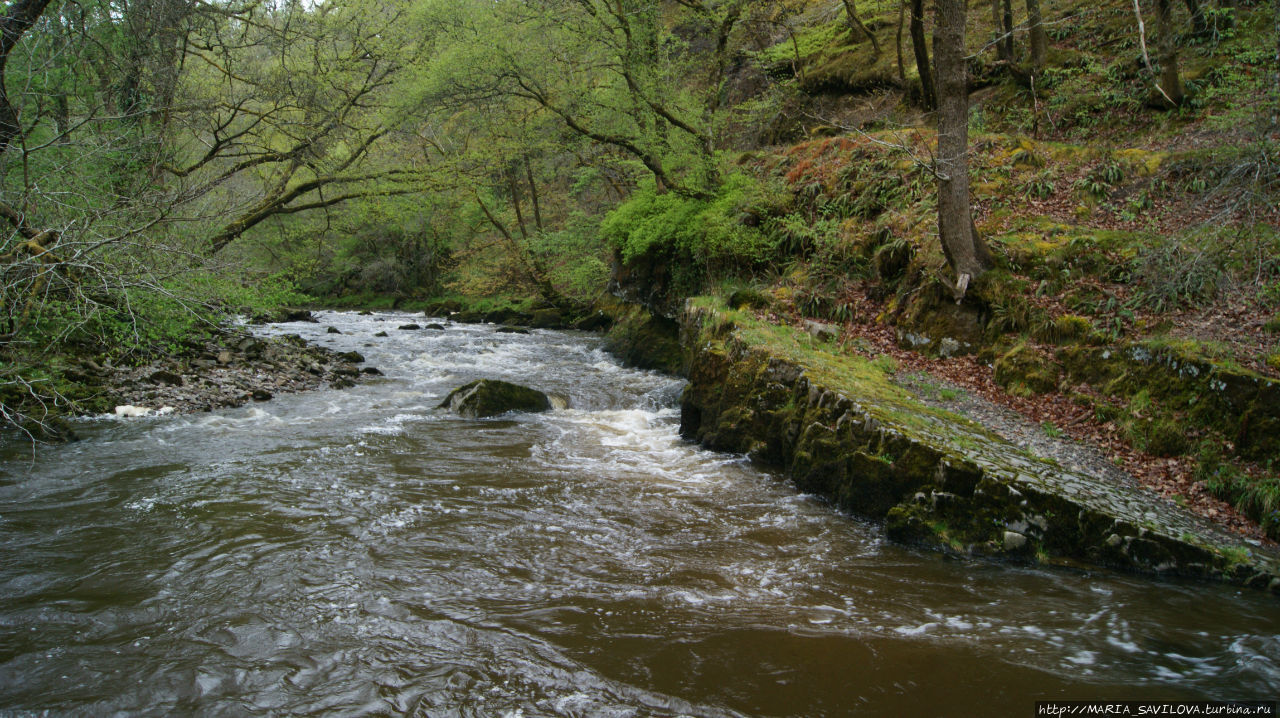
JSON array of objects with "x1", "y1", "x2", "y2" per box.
[{"x1": 1, "y1": 311, "x2": 1277, "y2": 716}]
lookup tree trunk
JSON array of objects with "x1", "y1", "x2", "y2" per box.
[
  {"x1": 934, "y1": 0, "x2": 993, "y2": 297},
  {"x1": 0, "y1": 0, "x2": 55, "y2": 154},
  {"x1": 1001, "y1": 0, "x2": 1015, "y2": 61},
  {"x1": 842, "y1": 0, "x2": 881, "y2": 56},
  {"x1": 524, "y1": 158, "x2": 543, "y2": 232},
  {"x1": 910, "y1": 0, "x2": 936, "y2": 110},
  {"x1": 1155, "y1": 0, "x2": 1186, "y2": 106},
  {"x1": 1182, "y1": 0, "x2": 1208, "y2": 37},
  {"x1": 991, "y1": 0, "x2": 1011, "y2": 62},
  {"x1": 896, "y1": 0, "x2": 907, "y2": 82},
  {"x1": 506, "y1": 166, "x2": 529, "y2": 241},
  {"x1": 1026, "y1": 0, "x2": 1048, "y2": 71}
]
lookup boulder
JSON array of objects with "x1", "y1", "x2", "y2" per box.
[
  {"x1": 280, "y1": 308, "x2": 318, "y2": 323},
  {"x1": 573, "y1": 311, "x2": 612, "y2": 332},
  {"x1": 398, "y1": 323, "x2": 421, "y2": 331},
  {"x1": 326, "y1": 326, "x2": 342, "y2": 334},
  {"x1": 425, "y1": 323, "x2": 446, "y2": 330},
  {"x1": 374, "y1": 331, "x2": 388, "y2": 337},
  {"x1": 361, "y1": 367, "x2": 384, "y2": 376},
  {"x1": 335, "y1": 351, "x2": 365, "y2": 363},
  {"x1": 495, "y1": 326, "x2": 530, "y2": 334},
  {"x1": 803, "y1": 320, "x2": 840, "y2": 343},
  {"x1": 437, "y1": 379, "x2": 552, "y2": 418},
  {"x1": 529, "y1": 308, "x2": 564, "y2": 328},
  {"x1": 148, "y1": 369, "x2": 184, "y2": 387}
]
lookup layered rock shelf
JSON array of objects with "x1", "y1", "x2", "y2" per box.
[{"x1": 678, "y1": 299, "x2": 1280, "y2": 595}]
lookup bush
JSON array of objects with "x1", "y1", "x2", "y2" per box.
[{"x1": 601, "y1": 173, "x2": 779, "y2": 275}]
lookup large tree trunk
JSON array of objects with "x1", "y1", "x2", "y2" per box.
[
  {"x1": 910, "y1": 0, "x2": 936, "y2": 110},
  {"x1": 934, "y1": 0, "x2": 993, "y2": 297},
  {"x1": 1155, "y1": 0, "x2": 1186, "y2": 106},
  {"x1": 1026, "y1": 0, "x2": 1048, "y2": 71}
]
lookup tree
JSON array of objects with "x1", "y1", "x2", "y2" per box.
[
  {"x1": 1026, "y1": 0, "x2": 1048, "y2": 71},
  {"x1": 1133, "y1": 0, "x2": 1185, "y2": 107},
  {"x1": 934, "y1": 0, "x2": 993, "y2": 297},
  {"x1": 0, "y1": 0, "x2": 53, "y2": 153},
  {"x1": 1155, "y1": 0, "x2": 1186, "y2": 106},
  {"x1": 414, "y1": 0, "x2": 743, "y2": 200},
  {"x1": 841, "y1": 0, "x2": 881, "y2": 57},
  {"x1": 909, "y1": 0, "x2": 936, "y2": 109},
  {"x1": 992, "y1": 0, "x2": 1013, "y2": 63}
]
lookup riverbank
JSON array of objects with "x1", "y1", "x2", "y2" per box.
[
  {"x1": 4, "y1": 313, "x2": 375, "y2": 441},
  {"x1": 677, "y1": 296, "x2": 1280, "y2": 594}
]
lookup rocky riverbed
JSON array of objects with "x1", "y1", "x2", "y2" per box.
[{"x1": 36, "y1": 313, "x2": 380, "y2": 433}]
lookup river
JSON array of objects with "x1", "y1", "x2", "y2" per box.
[{"x1": 1, "y1": 310, "x2": 1277, "y2": 716}]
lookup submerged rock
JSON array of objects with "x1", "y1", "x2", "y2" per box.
[
  {"x1": 495, "y1": 326, "x2": 529, "y2": 335},
  {"x1": 437, "y1": 379, "x2": 552, "y2": 418},
  {"x1": 398, "y1": 324, "x2": 421, "y2": 331}
]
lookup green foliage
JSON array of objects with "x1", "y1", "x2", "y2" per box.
[
  {"x1": 1134, "y1": 224, "x2": 1280, "y2": 312},
  {"x1": 531, "y1": 212, "x2": 612, "y2": 303},
  {"x1": 756, "y1": 22, "x2": 848, "y2": 68},
  {"x1": 1199, "y1": 441, "x2": 1280, "y2": 540},
  {"x1": 602, "y1": 173, "x2": 778, "y2": 275},
  {"x1": 870, "y1": 354, "x2": 899, "y2": 374}
]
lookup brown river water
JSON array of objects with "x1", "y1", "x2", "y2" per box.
[{"x1": 1, "y1": 311, "x2": 1277, "y2": 716}]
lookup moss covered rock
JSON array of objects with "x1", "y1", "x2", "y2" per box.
[
  {"x1": 600, "y1": 297, "x2": 683, "y2": 375},
  {"x1": 437, "y1": 379, "x2": 552, "y2": 418},
  {"x1": 994, "y1": 343, "x2": 1061, "y2": 396},
  {"x1": 678, "y1": 299, "x2": 1280, "y2": 594}
]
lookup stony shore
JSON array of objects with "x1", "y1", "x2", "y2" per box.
[{"x1": 26, "y1": 312, "x2": 377, "y2": 438}]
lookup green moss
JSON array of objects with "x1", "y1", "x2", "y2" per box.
[
  {"x1": 603, "y1": 302, "x2": 683, "y2": 375},
  {"x1": 994, "y1": 343, "x2": 1061, "y2": 396},
  {"x1": 436, "y1": 379, "x2": 552, "y2": 418},
  {"x1": 1035, "y1": 314, "x2": 1094, "y2": 344}
]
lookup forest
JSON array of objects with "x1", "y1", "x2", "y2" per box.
[{"x1": 2, "y1": 0, "x2": 1279, "y2": 540}]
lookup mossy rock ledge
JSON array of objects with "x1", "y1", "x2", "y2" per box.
[
  {"x1": 437, "y1": 379, "x2": 552, "y2": 418},
  {"x1": 679, "y1": 300, "x2": 1280, "y2": 595}
]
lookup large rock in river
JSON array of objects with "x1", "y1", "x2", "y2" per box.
[{"x1": 437, "y1": 379, "x2": 552, "y2": 418}]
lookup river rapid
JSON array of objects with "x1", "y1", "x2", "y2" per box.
[{"x1": 1, "y1": 310, "x2": 1277, "y2": 716}]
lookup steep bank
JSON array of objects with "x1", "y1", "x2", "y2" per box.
[{"x1": 678, "y1": 297, "x2": 1280, "y2": 594}]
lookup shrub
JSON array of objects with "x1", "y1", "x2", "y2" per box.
[{"x1": 601, "y1": 173, "x2": 780, "y2": 279}]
